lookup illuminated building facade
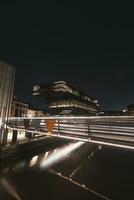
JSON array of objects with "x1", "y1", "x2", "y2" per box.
[{"x1": 33, "y1": 81, "x2": 100, "y2": 115}]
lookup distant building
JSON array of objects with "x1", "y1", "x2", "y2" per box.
[
  {"x1": 8, "y1": 97, "x2": 45, "y2": 144},
  {"x1": 11, "y1": 97, "x2": 45, "y2": 117},
  {"x1": 99, "y1": 110, "x2": 123, "y2": 116},
  {"x1": 27, "y1": 104, "x2": 46, "y2": 117},
  {"x1": 0, "y1": 61, "x2": 15, "y2": 127},
  {"x1": 126, "y1": 104, "x2": 134, "y2": 116},
  {"x1": 11, "y1": 96, "x2": 29, "y2": 117},
  {"x1": 33, "y1": 80, "x2": 100, "y2": 115}
]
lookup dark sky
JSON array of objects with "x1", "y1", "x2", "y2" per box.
[{"x1": 0, "y1": 1, "x2": 134, "y2": 110}]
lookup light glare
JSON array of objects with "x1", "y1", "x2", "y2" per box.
[{"x1": 40, "y1": 141, "x2": 84, "y2": 169}]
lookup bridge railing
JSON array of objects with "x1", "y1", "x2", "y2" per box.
[{"x1": 6, "y1": 116, "x2": 134, "y2": 148}]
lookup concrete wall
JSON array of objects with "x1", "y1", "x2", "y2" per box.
[{"x1": 0, "y1": 61, "x2": 15, "y2": 143}]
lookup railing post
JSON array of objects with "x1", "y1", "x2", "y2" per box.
[
  {"x1": 88, "y1": 118, "x2": 90, "y2": 139},
  {"x1": 58, "y1": 119, "x2": 60, "y2": 136}
]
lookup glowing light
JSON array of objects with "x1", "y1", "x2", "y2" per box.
[
  {"x1": 7, "y1": 116, "x2": 134, "y2": 120},
  {"x1": 28, "y1": 114, "x2": 32, "y2": 118},
  {"x1": 0, "y1": 118, "x2": 2, "y2": 127},
  {"x1": 29, "y1": 155, "x2": 38, "y2": 167},
  {"x1": 33, "y1": 85, "x2": 40, "y2": 91},
  {"x1": 40, "y1": 141, "x2": 84, "y2": 169},
  {"x1": 33, "y1": 92, "x2": 40, "y2": 95},
  {"x1": 43, "y1": 151, "x2": 49, "y2": 159},
  {"x1": 54, "y1": 81, "x2": 66, "y2": 84}
]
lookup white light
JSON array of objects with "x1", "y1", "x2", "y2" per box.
[
  {"x1": 29, "y1": 155, "x2": 38, "y2": 167},
  {"x1": 44, "y1": 151, "x2": 49, "y2": 159},
  {"x1": 28, "y1": 114, "x2": 32, "y2": 118},
  {"x1": 0, "y1": 118, "x2": 2, "y2": 127},
  {"x1": 33, "y1": 92, "x2": 40, "y2": 95},
  {"x1": 54, "y1": 81, "x2": 66, "y2": 84},
  {"x1": 33, "y1": 85, "x2": 40, "y2": 91},
  {"x1": 40, "y1": 141, "x2": 84, "y2": 170}
]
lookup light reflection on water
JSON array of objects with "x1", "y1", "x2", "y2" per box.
[
  {"x1": 0, "y1": 141, "x2": 84, "y2": 175},
  {"x1": 40, "y1": 141, "x2": 84, "y2": 169},
  {"x1": 29, "y1": 141, "x2": 84, "y2": 170},
  {"x1": 0, "y1": 141, "x2": 84, "y2": 200}
]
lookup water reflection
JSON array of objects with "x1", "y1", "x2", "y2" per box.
[
  {"x1": 29, "y1": 155, "x2": 38, "y2": 167},
  {"x1": 0, "y1": 141, "x2": 84, "y2": 176},
  {"x1": 0, "y1": 141, "x2": 85, "y2": 200},
  {"x1": 0, "y1": 141, "x2": 112, "y2": 200},
  {"x1": 40, "y1": 141, "x2": 84, "y2": 170},
  {"x1": 28, "y1": 141, "x2": 84, "y2": 170}
]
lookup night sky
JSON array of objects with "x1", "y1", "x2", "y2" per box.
[{"x1": 0, "y1": 1, "x2": 134, "y2": 110}]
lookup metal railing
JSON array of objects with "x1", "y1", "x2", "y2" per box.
[{"x1": 6, "y1": 116, "x2": 134, "y2": 149}]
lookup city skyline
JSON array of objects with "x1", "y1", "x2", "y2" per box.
[{"x1": 13, "y1": 66, "x2": 134, "y2": 111}]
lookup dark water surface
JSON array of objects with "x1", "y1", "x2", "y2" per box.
[{"x1": 0, "y1": 138, "x2": 134, "y2": 200}]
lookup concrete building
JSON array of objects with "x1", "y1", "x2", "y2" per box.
[
  {"x1": 27, "y1": 108, "x2": 45, "y2": 117},
  {"x1": 99, "y1": 110, "x2": 123, "y2": 116},
  {"x1": 0, "y1": 61, "x2": 15, "y2": 143},
  {"x1": 8, "y1": 99, "x2": 46, "y2": 144},
  {"x1": 33, "y1": 80, "x2": 100, "y2": 115},
  {"x1": 27, "y1": 104, "x2": 46, "y2": 117},
  {"x1": 0, "y1": 61, "x2": 15, "y2": 121},
  {"x1": 126, "y1": 104, "x2": 134, "y2": 116},
  {"x1": 11, "y1": 98, "x2": 45, "y2": 118},
  {"x1": 11, "y1": 96, "x2": 28, "y2": 117}
]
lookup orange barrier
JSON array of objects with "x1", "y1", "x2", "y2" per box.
[{"x1": 45, "y1": 119, "x2": 56, "y2": 134}]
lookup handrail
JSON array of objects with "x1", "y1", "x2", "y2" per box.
[
  {"x1": 4, "y1": 116, "x2": 134, "y2": 150},
  {"x1": 6, "y1": 116, "x2": 134, "y2": 120}
]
